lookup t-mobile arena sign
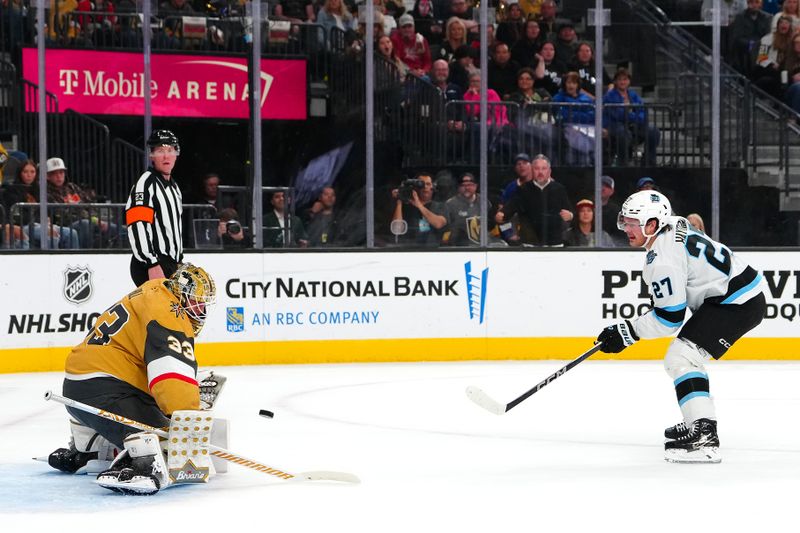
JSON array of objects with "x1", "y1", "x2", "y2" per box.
[{"x1": 22, "y1": 48, "x2": 307, "y2": 120}]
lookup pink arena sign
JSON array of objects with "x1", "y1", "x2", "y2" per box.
[{"x1": 22, "y1": 48, "x2": 307, "y2": 120}]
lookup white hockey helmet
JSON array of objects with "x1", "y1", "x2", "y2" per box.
[{"x1": 617, "y1": 190, "x2": 672, "y2": 237}]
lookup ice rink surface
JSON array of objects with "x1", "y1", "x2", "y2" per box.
[{"x1": 2, "y1": 359, "x2": 799, "y2": 532}]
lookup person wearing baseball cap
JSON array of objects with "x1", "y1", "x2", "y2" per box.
[
  {"x1": 563, "y1": 198, "x2": 611, "y2": 247},
  {"x1": 500, "y1": 153, "x2": 533, "y2": 206},
  {"x1": 391, "y1": 12, "x2": 432, "y2": 77},
  {"x1": 443, "y1": 172, "x2": 487, "y2": 246},
  {"x1": 636, "y1": 176, "x2": 657, "y2": 190}
]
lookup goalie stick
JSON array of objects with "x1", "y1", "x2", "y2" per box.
[
  {"x1": 465, "y1": 343, "x2": 603, "y2": 415},
  {"x1": 44, "y1": 391, "x2": 359, "y2": 484}
]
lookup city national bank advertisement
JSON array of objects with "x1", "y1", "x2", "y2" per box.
[
  {"x1": 22, "y1": 48, "x2": 307, "y2": 119},
  {"x1": 0, "y1": 251, "x2": 798, "y2": 372}
]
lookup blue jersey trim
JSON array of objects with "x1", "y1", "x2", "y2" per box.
[
  {"x1": 678, "y1": 390, "x2": 710, "y2": 406},
  {"x1": 721, "y1": 273, "x2": 763, "y2": 304},
  {"x1": 673, "y1": 371, "x2": 708, "y2": 386}
]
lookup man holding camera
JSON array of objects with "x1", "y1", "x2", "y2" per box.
[
  {"x1": 217, "y1": 207, "x2": 250, "y2": 248},
  {"x1": 391, "y1": 173, "x2": 446, "y2": 247}
]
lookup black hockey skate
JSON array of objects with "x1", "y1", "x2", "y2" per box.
[
  {"x1": 664, "y1": 421, "x2": 691, "y2": 440},
  {"x1": 96, "y1": 454, "x2": 161, "y2": 496},
  {"x1": 48, "y1": 446, "x2": 97, "y2": 474},
  {"x1": 664, "y1": 418, "x2": 721, "y2": 464}
]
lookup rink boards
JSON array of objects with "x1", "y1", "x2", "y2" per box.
[{"x1": 1, "y1": 250, "x2": 798, "y2": 372}]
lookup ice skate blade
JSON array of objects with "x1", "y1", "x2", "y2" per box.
[
  {"x1": 97, "y1": 475, "x2": 160, "y2": 495},
  {"x1": 664, "y1": 447, "x2": 721, "y2": 464}
]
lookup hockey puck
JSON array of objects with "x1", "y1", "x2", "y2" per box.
[{"x1": 259, "y1": 409, "x2": 275, "y2": 419}]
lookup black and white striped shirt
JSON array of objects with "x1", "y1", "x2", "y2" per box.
[{"x1": 125, "y1": 169, "x2": 183, "y2": 266}]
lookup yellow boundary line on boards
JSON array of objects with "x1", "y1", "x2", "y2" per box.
[{"x1": 1, "y1": 337, "x2": 799, "y2": 374}]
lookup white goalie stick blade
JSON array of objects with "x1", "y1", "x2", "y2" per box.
[
  {"x1": 299, "y1": 471, "x2": 361, "y2": 484},
  {"x1": 465, "y1": 386, "x2": 506, "y2": 415}
]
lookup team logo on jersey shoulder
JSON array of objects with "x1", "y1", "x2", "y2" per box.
[
  {"x1": 63, "y1": 266, "x2": 93, "y2": 304},
  {"x1": 646, "y1": 250, "x2": 658, "y2": 264}
]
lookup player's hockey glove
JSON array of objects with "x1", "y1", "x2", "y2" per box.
[{"x1": 596, "y1": 320, "x2": 639, "y2": 353}]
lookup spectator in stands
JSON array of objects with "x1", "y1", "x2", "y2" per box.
[
  {"x1": 537, "y1": 40, "x2": 566, "y2": 96},
  {"x1": 569, "y1": 42, "x2": 613, "y2": 97},
  {"x1": 553, "y1": 22, "x2": 579, "y2": 66},
  {"x1": 317, "y1": 0, "x2": 356, "y2": 42},
  {"x1": 304, "y1": 186, "x2": 342, "y2": 246},
  {"x1": 217, "y1": 207, "x2": 250, "y2": 248},
  {"x1": 687, "y1": 213, "x2": 706, "y2": 233},
  {"x1": 2, "y1": 159, "x2": 38, "y2": 248},
  {"x1": 448, "y1": 44, "x2": 477, "y2": 92},
  {"x1": 377, "y1": 34, "x2": 410, "y2": 82},
  {"x1": 783, "y1": 33, "x2": 800, "y2": 113},
  {"x1": 273, "y1": 0, "x2": 315, "y2": 23},
  {"x1": 518, "y1": 0, "x2": 544, "y2": 21},
  {"x1": 753, "y1": 15, "x2": 791, "y2": 97},
  {"x1": 599, "y1": 175, "x2": 627, "y2": 246},
  {"x1": 464, "y1": 70, "x2": 509, "y2": 126},
  {"x1": 445, "y1": 0, "x2": 478, "y2": 33},
  {"x1": 604, "y1": 68, "x2": 660, "y2": 166},
  {"x1": 488, "y1": 42, "x2": 522, "y2": 99},
  {"x1": 430, "y1": 59, "x2": 466, "y2": 133},
  {"x1": 193, "y1": 173, "x2": 220, "y2": 210},
  {"x1": 552, "y1": 71, "x2": 596, "y2": 165},
  {"x1": 263, "y1": 191, "x2": 309, "y2": 247},
  {"x1": 496, "y1": 3, "x2": 526, "y2": 47},
  {"x1": 728, "y1": 0, "x2": 772, "y2": 76},
  {"x1": 391, "y1": 172, "x2": 447, "y2": 246},
  {"x1": 563, "y1": 198, "x2": 610, "y2": 247},
  {"x1": 391, "y1": 14, "x2": 433, "y2": 77},
  {"x1": 76, "y1": 0, "x2": 116, "y2": 47},
  {"x1": 470, "y1": 23, "x2": 496, "y2": 63},
  {"x1": 410, "y1": 0, "x2": 442, "y2": 43},
  {"x1": 507, "y1": 67, "x2": 556, "y2": 161},
  {"x1": 500, "y1": 152, "x2": 533, "y2": 206},
  {"x1": 510, "y1": 19, "x2": 546, "y2": 69},
  {"x1": 366, "y1": 0, "x2": 396, "y2": 37},
  {"x1": 46, "y1": 157, "x2": 118, "y2": 248},
  {"x1": 8, "y1": 158, "x2": 80, "y2": 249},
  {"x1": 351, "y1": 10, "x2": 385, "y2": 54},
  {"x1": 772, "y1": 0, "x2": 800, "y2": 31},
  {"x1": 443, "y1": 172, "x2": 484, "y2": 246},
  {"x1": 48, "y1": 0, "x2": 81, "y2": 43},
  {"x1": 495, "y1": 154, "x2": 573, "y2": 246},
  {"x1": 538, "y1": 0, "x2": 561, "y2": 40},
  {"x1": 436, "y1": 16, "x2": 468, "y2": 63}
]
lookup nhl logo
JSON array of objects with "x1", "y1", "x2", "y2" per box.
[{"x1": 63, "y1": 266, "x2": 93, "y2": 304}]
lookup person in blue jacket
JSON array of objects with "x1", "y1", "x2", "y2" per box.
[
  {"x1": 604, "y1": 68, "x2": 661, "y2": 166},
  {"x1": 552, "y1": 71, "x2": 596, "y2": 165}
]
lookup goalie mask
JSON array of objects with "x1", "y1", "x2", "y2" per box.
[
  {"x1": 167, "y1": 263, "x2": 216, "y2": 336},
  {"x1": 617, "y1": 190, "x2": 672, "y2": 238}
]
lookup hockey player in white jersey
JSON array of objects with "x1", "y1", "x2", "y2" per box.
[{"x1": 596, "y1": 191, "x2": 766, "y2": 464}]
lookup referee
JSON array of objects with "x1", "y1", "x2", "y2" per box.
[{"x1": 125, "y1": 130, "x2": 184, "y2": 286}]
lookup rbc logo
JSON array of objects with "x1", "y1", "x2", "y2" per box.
[{"x1": 226, "y1": 307, "x2": 244, "y2": 333}]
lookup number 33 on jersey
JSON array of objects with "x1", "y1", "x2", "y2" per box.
[{"x1": 66, "y1": 279, "x2": 200, "y2": 415}]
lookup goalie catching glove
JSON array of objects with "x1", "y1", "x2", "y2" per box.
[{"x1": 596, "y1": 320, "x2": 639, "y2": 353}]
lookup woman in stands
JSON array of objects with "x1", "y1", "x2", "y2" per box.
[
  {"x1": 772, "y1": 0, "x2": 800, "y2": 31},
  {"x1": 317, "y1": 0, "x2": 356, "y2": 42},
  {"x1": 782, "y1": 33, "x2": 800, "y2": 114},
  {"x1": 753, "y1": 15, "x2": 792, "y2": 98},
  {"x1": 436, "y1": 17, "x2": 468, "y2": 63}
]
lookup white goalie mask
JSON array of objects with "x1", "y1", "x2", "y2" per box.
[{"x1": 617, "y1": 190, "x2": 672, "y2": 237}]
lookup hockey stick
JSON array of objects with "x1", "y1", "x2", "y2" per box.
[
  {"x1": 44, "y1": 391, "x2": 359, "y2": 484},
  {"x1": 465, "y1": 343, "x2": 603, "y2": 415}
]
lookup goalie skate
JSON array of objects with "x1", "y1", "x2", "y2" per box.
[{"x1": 664, "y1": 418, "x2": 721, "y2": 464}]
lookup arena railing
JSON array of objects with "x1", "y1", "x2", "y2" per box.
[
  {"x1": 3, "y1": 202, "x2": 217, "y2": 250},
  {"x1": 0, "y1": 59, "x2": 18, "y2": 139}
]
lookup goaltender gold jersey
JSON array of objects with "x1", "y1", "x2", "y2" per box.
[{"x1": 65, "y1": 279, "x2": 200, "y2": 415}]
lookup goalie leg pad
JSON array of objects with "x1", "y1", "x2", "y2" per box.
[
  {"x1": 167, "y1": 410, "x2": 214, "y2": 484},
  {"x1": 96, "y1": 432, "x2": 169, "y2": 496},
  {"x1": 664, "y1": 338, "x2": 716, "y2": 424}
]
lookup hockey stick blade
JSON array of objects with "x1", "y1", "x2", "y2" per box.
[
  {"x1": 300, "y1": 471, "x2": 361, "y2": 484},
  {"x1": 465, "y1": 385, "x2": 507, "y2": 415}
]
